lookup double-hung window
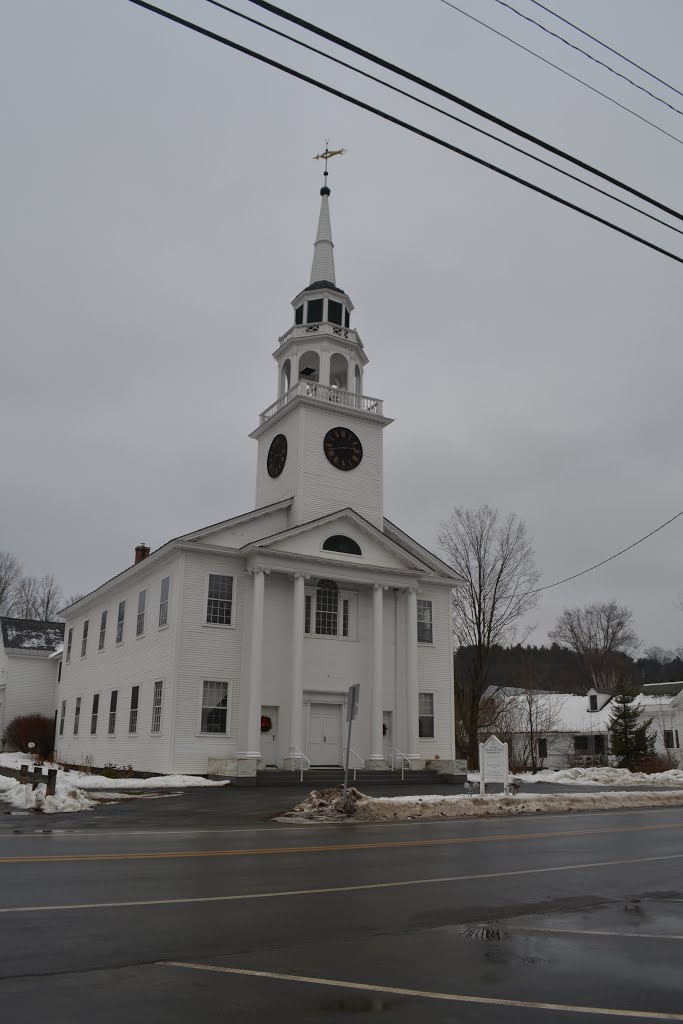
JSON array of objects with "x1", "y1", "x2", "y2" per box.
[
  {"x1": 129, "y1": 686, "x2": 140, "y2": 733},
  {"x1": 73, "y1": 697, "x2": 81, "y2": 736},
  {"x1": 417, "y1": 600, "x2": 433, "y2": 644},
  {"x1": 664, "y1": 729, "x2": 674, "y2": 749},
  {"x1": 201, "y1": 681, "x2": 229, "y2": 734},
  {"x1": 66, "y1": 628, "x2": 73, "y2": 663},
  {"x1": 108, "y1": 691, "x2": 118, "y2": 734},
  {"x1": 116, "y1": 600, "x2": 126, "y2": 644},
  {"x1": 59, "y1": 700, "x2": 66, "y2": 736},
  {"x1": 91, "y1": 694, "x2": 99, "y2": 735},
  {"x1": 305, "y1": 580, "x2": 357, "y2": 640},
  {"x1": 151, "y1": 681, "x2": 163, "y2": 733},
  {"x1": 136, "y1": 590, "x2": 146, "y2": 636},
  {"x1": 159, "y1": 576, "x2": 170, "y2": 627},
  {"x1": 206, "y1": 574, "x2": 233, "y2": 625},
  {"x1": 418, "y1": 692, "x2": 435, "y2": 738},
  {"x1": 98, "y1": 610, "x2": 107, "y2": 650},
  {"x1": 81, "y1": 619, "x2": 89, "y2": 658}
]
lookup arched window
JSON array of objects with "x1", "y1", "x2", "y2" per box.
[
  {"x1": 315, "y1": 579, "x2": 338, "y2": 635},
  {"x1": 354, "y1": 364, "x2": 362, "y2": 395},
  {"x1": 322, "y1": 535, "x2": 362, "y2": 556},
  {"x1": 280, "y1": 358, "x2": 291, "y2": 396},
  {"x1": 329, "y1": 353, "x2": 348, "y2": 391},
  {"x1": 298, "y1": 350, "x2": 320, "y2": 383}
]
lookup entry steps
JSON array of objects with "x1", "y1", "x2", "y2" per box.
[{"x1": 257, "y1": 767, "x2": 454, "y2": 787}]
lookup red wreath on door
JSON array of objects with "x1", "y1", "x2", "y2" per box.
[{"x1": 261, "y1": 715, "x2": 273, "y2": 733}]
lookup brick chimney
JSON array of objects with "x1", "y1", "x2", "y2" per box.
[{"x1": 134, "y1": 542, "x2": 151, "y2": 565}]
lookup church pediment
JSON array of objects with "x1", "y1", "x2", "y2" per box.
[
  {"x1": 179, "y1": 500, "x2": 292, "y2": 550},
  {"x1": 243, "y1": 509, "x2": 439, "y2": 575}
]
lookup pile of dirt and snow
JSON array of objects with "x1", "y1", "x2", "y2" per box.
[
  {"x1": 279, "y1": 786, "x2": 683, "y2": 823},
  {"x1": 508, "y1": 766, "x2": 683, "y2": 787},
  {"x1": 0, "y1": 752, "x2": 229, "y2": 813}
]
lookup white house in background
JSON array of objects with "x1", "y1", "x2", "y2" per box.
[
  {"x1": 0, "y1": 618, "x2": 64, "y2": 747},
  {"x1": 55, "y1": 174, "x2": 464, "y2": 781},
  {"x1": 484, "y1": 686, "x2": 681, "y2": 770}
]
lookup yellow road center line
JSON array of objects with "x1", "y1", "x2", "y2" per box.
[
  {"x1": 1, "y1": 820, "x2": 682, "y2": 865},
  {"x1": 1, "y1": 851, "x2": 682, "y2": 914},
  {"x1": 159, "y1": 961, "x2": 683, "y2": 1020}
]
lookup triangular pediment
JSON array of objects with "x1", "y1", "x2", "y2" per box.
[
  {"x1": 179, "y1": 499, "x2": 292, "y2": 550},
  {"x1": 244, "y1": 509, "x2": 457, "y2": 579}
]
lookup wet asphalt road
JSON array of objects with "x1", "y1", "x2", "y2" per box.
[{"x1": 0, "y1": 789, "x2": 682, "y2": 1022}]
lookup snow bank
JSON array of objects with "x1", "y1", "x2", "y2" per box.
[
  {"x1": 0, "y1": 774, "x2": 95, "y2": 814},
  {"x1": 280, "y1": 786, "x2": 683, "y2": 823},
  {"x1": 513, "y1": 766, "x2": 683, "y2": 787},
  {"x1": 0, "y1": 753, "x2": 228, "y2": 791}
]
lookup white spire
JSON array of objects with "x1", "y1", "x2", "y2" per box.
[{"x1": 309, "y1": 189, "x2": 336, "y2": 285}]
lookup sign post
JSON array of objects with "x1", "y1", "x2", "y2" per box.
[
  {"x1": 342, "y1": 684, "x2": 360, "y2": 802},
  {"x1": 479, "y1": 735, "x2": 509, "y2": 796}
]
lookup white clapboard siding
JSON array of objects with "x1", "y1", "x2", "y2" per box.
[
  {"x1": 170, "y1": 550, "x2": 245, "y2": 775},
  {"x1": 255, "y1": 414, "x2": 303, "y2": 512},
  {"x1": 0, "y1": 652, "x2": 58, "y2": 732},
  {"x1": 417, "y1": 585, "x2": 456, "y2": 760},
  {"x1": 54, "y1": 552, "x2": 181, "y2": 774}
]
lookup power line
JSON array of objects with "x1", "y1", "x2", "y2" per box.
[
  {"x1": 532, "y1": 511, "x2": 683, "y2": 593},
  {"x1": 201, "y1": 0, "x2": 683, "y2": 240},
  {"x1": 439, "y1": 0, "x2": 683, "y2": 148},
  {"x1": 491, "y1": 0, "x2": 683, "y2": 121},
  {"x1": 528, "y1": 0, "x2": 683, "y2": 103},
  {"x1": 126, "y1": 0, "x2": 683, "y2": 266},
  {"x1": 246, "y1": 0, "x2": 683, "y2": 225}
]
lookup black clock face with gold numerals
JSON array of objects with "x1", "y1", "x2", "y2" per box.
[
  {"x1": 323, "y1": 427, "x2": 363, "y2": 471},
  {"x1": 266, "y1": 433, "x2": 288, "y2": 478}
]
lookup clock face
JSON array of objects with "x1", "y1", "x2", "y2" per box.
[
  {"x1": 266, "y1": 433, "x2": 287, "y2": 478},
  {"x1": 323, "y1": 427, "x2": 363, "y2": 471}
]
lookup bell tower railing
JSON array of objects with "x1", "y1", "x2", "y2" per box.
[{"x1": 260, "y1": 380, "x2": 383, "y2": 425}]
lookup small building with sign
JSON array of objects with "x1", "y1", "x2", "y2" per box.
[{"x1": 54, "y1": 175, "x2": 464, "y2": 781}]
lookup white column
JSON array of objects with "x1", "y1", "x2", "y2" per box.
[
  {"x1": 406, "y1": 586, "x2": 420, "y2": 759},
  {"x1": 369, "y1": 583, "x2": 385, "y2": 763},
  {"x1": 289, "y1": 572, "x2": 306, "y2": 756},
  {"x1": 242, "y1": 566, "x2": 268, "y2": 758}
]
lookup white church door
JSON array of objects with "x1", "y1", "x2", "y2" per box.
[
  {"x1": 308, "y1": 703, "x2": 342, "y2": 765},
  {"x1": 261, "y1": 705, "x2": 280, "y2": 767}
]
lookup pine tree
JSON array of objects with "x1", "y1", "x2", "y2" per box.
[{"x1": 608, "y1": 680, "x2": 654, "y2": 770}]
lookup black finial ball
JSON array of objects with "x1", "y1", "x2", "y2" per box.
[{"x1": 320, "y1": 185, "x2": 331, "y2": 196}]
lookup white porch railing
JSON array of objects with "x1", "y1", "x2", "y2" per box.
[
  {"x1": 342, "y1": 747, "x2": 365, "y2": 782},
  {"x1": 390, "y1": 747, "x2": 413, "y2": 781},
  {"x1": 289, "y1": 746, "x2": 311, "y2": 782},
  {"x1": 260, "y1": 379, "x2": 383, "y2": 425},
  {"x1": 278, "y1": 322, "x2": 364, "y2": 349}
]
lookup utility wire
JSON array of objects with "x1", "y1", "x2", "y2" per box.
[
  {"x1": 246, "y1": 0, "x2": 683, "y2": 225},
  {"x1": 529, "y1": 0, "x2": 683, "y2": 103},
  {"x1": 532, "y1": 511, "x2": 683, "y2": 593},
  {"x1": 201, "y1": 0, "x2": 683, "y2": 239},
  {"x1": 491, "y1": 0, "x2": 683, "y2": 121},
  {"x1": 126, "y1": 0, "x2": 683, "y2": 266},
  {"x1": 439, "y1": 0, "x2": 683, "y2": 147}
]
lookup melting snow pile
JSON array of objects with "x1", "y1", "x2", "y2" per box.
[
  {"x1": 0, "y1": 773, "x2": 95, "y2": 814},
  {"x1": 280, "y1": 786, "x2": 683, "y2": 822},
  {"x1": 510, "y1": 767, "x2": 683, "y2": 787}
]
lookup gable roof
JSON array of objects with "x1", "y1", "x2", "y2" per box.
[
  {"x1": 383, "y1": 517, "x2": 465, "y2": 581},
  {"x1": 1, "y1": 617, "x2": 65, "y2": 653},
  {"x1": 485, "y1": 687, "x2": 675, "y2": 733},
  {"x1": 245, "y1": 508, "x2": 462, "y2": 580}
]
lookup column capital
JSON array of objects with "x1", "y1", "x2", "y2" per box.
[
  {"x1": 403, "y1": 585, "x2": 420, "y2": 595},
  {"x1": 372, "y1": 582, "x2": 389, "y2": 591},
  {"x1": 248, "y1": 565, "x2": 271, "y2": 576},
  {"x1": 289, "y1": 571, "x2": 311, "y2": 582}
]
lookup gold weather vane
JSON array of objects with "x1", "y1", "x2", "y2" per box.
[{"x1": 313, "y1": 142, "x2": 346, "y2": 187}]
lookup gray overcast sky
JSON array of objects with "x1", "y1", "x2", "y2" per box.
[{"x1": 2, "y1": 0, "x2": 682, "y2": 650}]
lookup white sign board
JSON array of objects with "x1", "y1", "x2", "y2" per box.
[{"x1": 479, "y1": 735, "x2": 509, "y2": 796}]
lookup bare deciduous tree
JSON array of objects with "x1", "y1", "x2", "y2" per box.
[
  {"x1": 437, "y1": 505, "x2": 541, "y2": 767},
  {"x1": 34, "y1": 574, "x2": 64, "y2": 620},
  {"x1": 548, "y1": 600, "x2": 638, "y2": 688},
  {"x1": 0, "y1": 551, "x2": 23, "y2": 614},
  {"x1": 12, "y1": 575, "x2": 40, "y2": 619}
]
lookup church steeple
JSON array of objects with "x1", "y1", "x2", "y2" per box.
[{"x1": 309, "y1": 186, "x2": 336, "y2": 287}]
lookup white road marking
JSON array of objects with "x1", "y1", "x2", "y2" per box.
[
  {"x1": 159, "y1": 961, "x2": 683, "y2": 1020},
  {"x1": 0, "y1": 851, "x2": 682, "y2": 915},
  {"x1": 507, "y1": 926, "x2": 683, "y2": 941}
]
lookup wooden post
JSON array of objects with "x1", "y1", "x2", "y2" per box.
[{"x1": 46, "y1": 769, "x2": 57, "y2": 797}]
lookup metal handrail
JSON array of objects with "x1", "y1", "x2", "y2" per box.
[
  {"x1": 390, "y1": 747, "x2": 413, "y2": 781},
  {"x1": 290, "y1": 746, "x2": 310, "y2": 783},
  {"x1": 342, "y1": 747, "x2": 365, "y2": 782}
]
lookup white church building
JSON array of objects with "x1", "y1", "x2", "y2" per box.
[{"x1": 55, "y1": 175, "x2": 464, "y2": 781}]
